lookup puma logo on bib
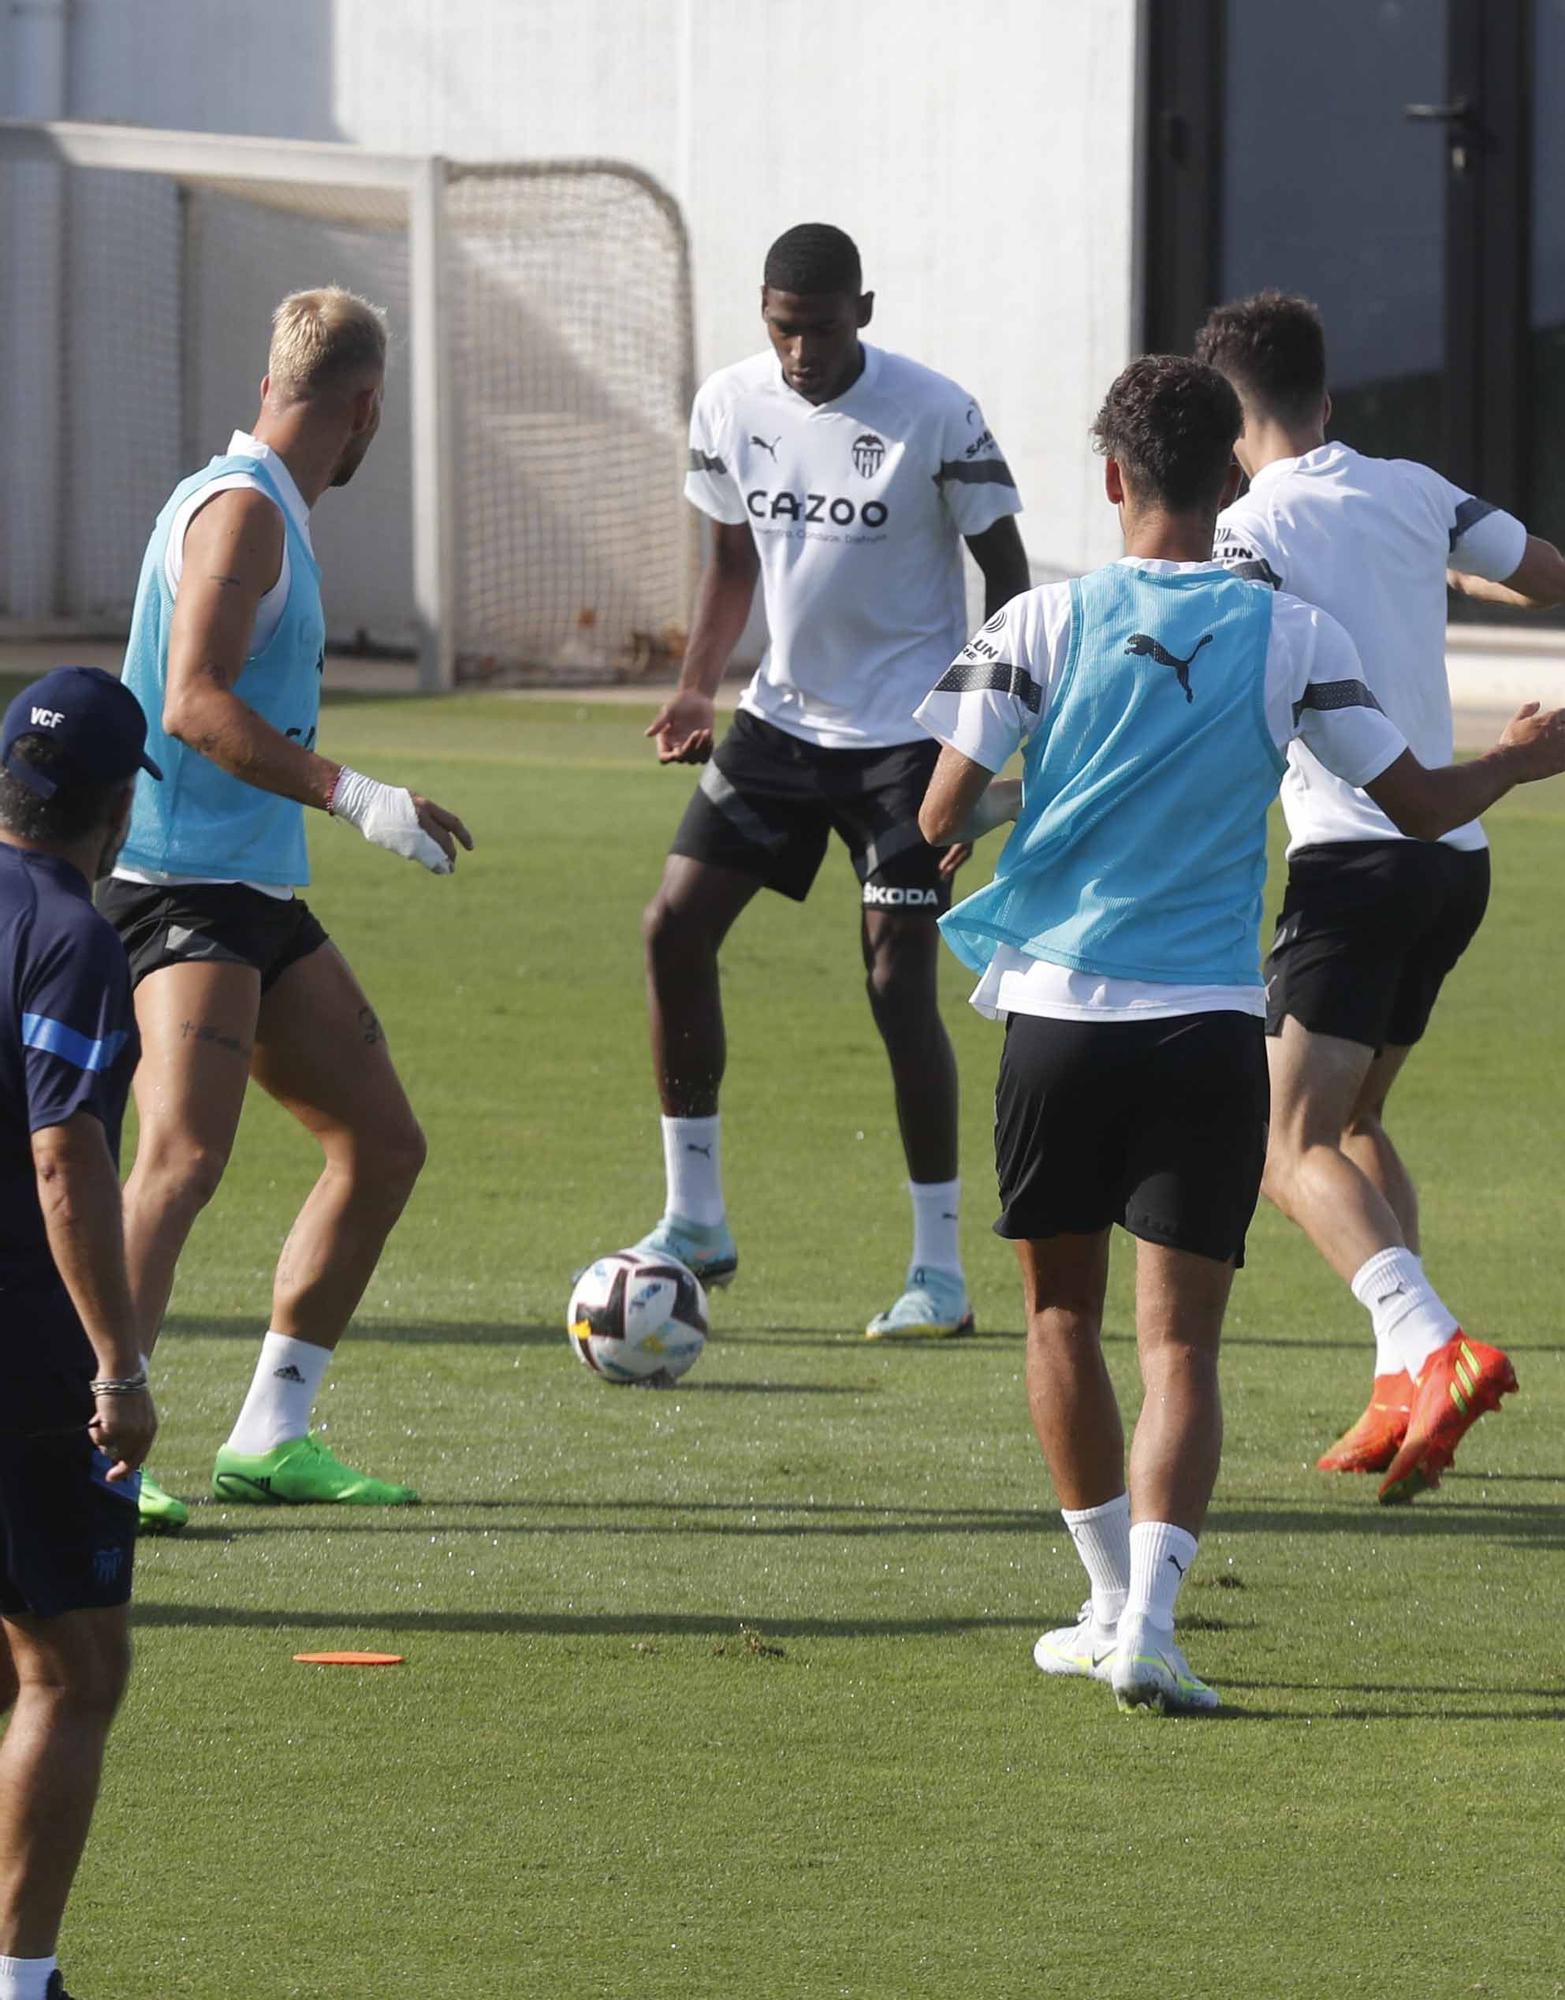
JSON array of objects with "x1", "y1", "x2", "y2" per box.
[{"x1": 1125, "y1": 630, "x2": 1213, "y2": 704}]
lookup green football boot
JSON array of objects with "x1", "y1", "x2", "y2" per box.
[
  {"x1": 136, "y1": 1470, "x2": 190, "y2": 1535},
  {"x1": 212, "y1": 1435, "x2": 419, "y2": 1507}
]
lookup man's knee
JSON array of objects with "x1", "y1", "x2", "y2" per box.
[
  {"x1": 863, "y1": 922, "x2": 937, "y2": 1029},
  {"x1": 349, "y1": 1113, "x2": 427, "y2": 1205},
  {"x1": 132, "y1": 1135, "x2": 232, "y2": 1217},
  {"x1": 643, "y1": 889, "x2": 716, "y2": 977},
  {"x1": 14, "y1": 1621, "x2": 131, "y2": 1722}
]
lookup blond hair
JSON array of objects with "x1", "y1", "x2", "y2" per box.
[{"x1": 267, "y1": 287, "x2": 388, "y2": 402}]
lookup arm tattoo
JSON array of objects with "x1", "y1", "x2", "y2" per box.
[
  {"x1": 358, "y1": 1006, "x2": 384, "y2": 1046},
  {"x1": 207, "y1": 573, "x2": 245, "y2": 589}
]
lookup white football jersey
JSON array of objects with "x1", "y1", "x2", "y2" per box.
[
  {"x1": 685, "y1": 343, "x2": 1021, "y2": 749},
  {"x1": 1214, "y1": 443, "x2": 1526, "y2": 855}
]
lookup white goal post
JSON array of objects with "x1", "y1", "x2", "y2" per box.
[{"x1": 0, "y1": 119, "x2": 698, "y2": 690}]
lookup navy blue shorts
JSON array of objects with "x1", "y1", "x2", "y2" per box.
[{"x1": 0, "y1": 1428, "x2": 138, "y2": 1620}]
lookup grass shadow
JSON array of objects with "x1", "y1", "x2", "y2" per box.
[{"x1": 132, "y1": 1603, "x2": 1039, "y2": 1642}]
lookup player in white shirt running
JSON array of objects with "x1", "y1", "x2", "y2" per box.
[
  {"x1": 915, "y1": 355, "x2": 1565, "y2": 1711},
  {"x1": 1197, "y1": 291, "x2": 1565, "y2": 1502},
  {"x1": 637, "y1": 224, "x2": 1030, "y2": 1336}
]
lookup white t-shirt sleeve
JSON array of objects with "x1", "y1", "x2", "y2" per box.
[
  {"x1": 1266, "y1": 595, "x2": 1407, "y2": 786},
  {"x1": 914, "y1": 586, "x2": 1062, "y2": 772},
  {"x1": 934, "y1": 390, "x2": 1022, "y2": 538},
  {"x1": 684, "y1": 381, "x2": 747, "y2": 526},
  {"x1": 1213, "y1": 502, "x2": 1287, "y2": 591},
  {"x1": 1430, "y1": 470, "x2": 1529, "y2": 583}
]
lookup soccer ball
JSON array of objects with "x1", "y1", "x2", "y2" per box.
[{"x1": 566, "y1": 1251, "x2": 708, "y2": 1386}]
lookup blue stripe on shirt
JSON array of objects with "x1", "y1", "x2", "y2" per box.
[{"x1": 21, "y1": 1013, "x2": 129, "y2": 1074}]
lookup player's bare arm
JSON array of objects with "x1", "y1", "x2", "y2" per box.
[
  {"x1": 1447, "y1": 533, "x2": 1565, "y2": 609},
  {"x1": 647, "y1": 521, "x2": 760, "y2": 764},
  {"x1": 920, "y1": 745, "x2": 1004, "y2": 846},
  {"x1": 965, "y1": 517, "x2": 1031, "y2": 619},
  {"x1": 32, "y1": 1112, "x2": 157, "y2": 1480},
  {"x1": 1366, "y1": 701, "x2": 1565, "y2": 838},
  {"x1": 168, "y1": 490, "x2": 473, "y2": 870},
  {"x1": 166, "y1": 488, "x2": 338, "y2": 805}
]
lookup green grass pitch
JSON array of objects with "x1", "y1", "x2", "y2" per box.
[{"x1": 71, "y1": 692, "x2": 1565, "y2": 1998}]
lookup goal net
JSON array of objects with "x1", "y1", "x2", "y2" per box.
[{"x1": 0, "y1": 120, "x2": 697, "y2": 687}]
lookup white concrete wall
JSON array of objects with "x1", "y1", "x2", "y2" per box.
[{"x1": 9, "y1": 0, "x2": 1139, "y2": 638}]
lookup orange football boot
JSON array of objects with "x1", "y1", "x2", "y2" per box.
[
  {"x1": 1316, "y1": 1370, "x2": 1413, "y2": 1473},
  {"x1": 1377, "y1": 1333, "x2": 1518, "y2": 1505}
]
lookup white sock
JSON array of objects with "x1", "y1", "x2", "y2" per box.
[
  {"x1": 0, "y1": 1955, "x2": 58, "y2": 2000},
  {"x1": 1061, "y1": 1493, "x2": 1130, "y2": 1628},
  {"x1": 908, "y1": 1178, "x2": 962, "y2": 1278},
  {"x1": 661, "y1": 1115, "x2": 725, "y2": 1227},
  {"x1": 1124, "y1": 1520, "x2": 1199, "y2": 1634},
  {"x1": 1350, "y1": 1246, "x2": 1458, "y2": 1379},
  {"x1": 225, "y1": 1331, "x2": 331, "y2": 1455}
]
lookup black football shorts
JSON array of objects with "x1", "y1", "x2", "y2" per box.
[
  {"x1": 0, "y1": 1428, "x2": 138, "y2": 1619},
  {"x1": 97, "y1": 878, "x2": 330, "y2": 994},
  {"x1": 1265, "y1": 839, "x2": 1491, "y2": 1051},
  {"x1": 669, "y1": 710, "x2": 952, "y2": 912},
  {"x1": 993, "y1": 1008, "x2": 1270, "y2": 1267}
]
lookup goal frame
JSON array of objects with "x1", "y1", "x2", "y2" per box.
[{"x1": 0, "y1": 118, "x2": 697, "y2": 690}]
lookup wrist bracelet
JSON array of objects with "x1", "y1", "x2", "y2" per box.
[{"x1": 90, "y1": 1369, "x2": 149, "y2": 1396}]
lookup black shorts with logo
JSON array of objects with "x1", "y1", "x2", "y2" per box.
[
  {"x1": 1265, "y1": 840, "x2": 1491, "y2": 1051},
  {"x1": 0, "y1": 1422, "x2": 139, "y2": 1619},
  {"x1": 97, "y1": 878, "x2": 330, "y2": 993},
  {"x1": 993, "y1": 1009, "x2": 1270, "y2": 1266},
  {"x1": 669, "y1": 710, "x2": 952, "y2": 912}
]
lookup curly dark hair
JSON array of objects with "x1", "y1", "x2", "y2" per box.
[
  {"x1": 1194, "y1": 291, "x2": 1326, "y2": 423},
  {"x1": 763, "y1": 223, "x2": 863, "y2": 297},
  {"x1": 0, "y1": 735, "x2": 127, "y2": 844},
  {"x1": 1091, "y1": 355, "x2": 1242, "y2": 512}
]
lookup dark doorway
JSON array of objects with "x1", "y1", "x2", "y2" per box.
[{"x1": 1141, "y1": 0, "x2": 1548, "y2": 558}]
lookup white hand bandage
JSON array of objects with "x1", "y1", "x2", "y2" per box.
[{"x1": 329, "y1": 767, "x2": 451, "y2": 874}]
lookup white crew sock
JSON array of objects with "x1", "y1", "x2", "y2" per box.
[
  {"x1": 0, "y1": 1955, "x2": 58, "y2": 2000},
  {"x1": 225, "y1": 1331, "x2": 331, "y2": 1455},
  {"x1": 661, "y1": 1115, "x2": 725, "y2": 1227},
  {"x1": 1061, "y1": 1492, "x2": 1131, "y2": 1628},
  {"x1": 908, "y1": 1178, "x2": 962, "y2": 1278},
  {"x1": 1124, "y1": 1520, "x2": 1199, "y2": 1634},
  {"x1": 1350, "y1": 1246, "x2": 1459, "y2": 1380}
]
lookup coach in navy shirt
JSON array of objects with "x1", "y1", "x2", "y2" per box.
[{"x1": 0, "y1": 667, "x2": 160, "y2": 2000}]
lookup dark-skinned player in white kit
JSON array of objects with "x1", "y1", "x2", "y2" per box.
[{"x1": 638, "y1": 223, "x2": 1030, "y2": 1337}]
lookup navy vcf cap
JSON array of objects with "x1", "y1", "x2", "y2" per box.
[{"x1": 1, "y1": 666, "x2": 162, "y2": 800}]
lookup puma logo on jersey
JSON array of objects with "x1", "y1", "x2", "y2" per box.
[
  {"x1": 751, "y1": 434, "x2": 780, "y2": 460},
  {"x1": 1125, "y1": 630, "x2": 1213, "y2": 703}
]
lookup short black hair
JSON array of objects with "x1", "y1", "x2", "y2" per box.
[
  {"x1": 1092, "y1": 355, "x2": 1242, "y2": 514},
  {"x1": 0, "y1": 735, "x2": 127, "y2": 844},
  {"x1": 763, "y1": 223, "x2": 863, "y2": 297},
  {"x1": 1194, "y1": 291, "x2": 1327, "y2": 423}
]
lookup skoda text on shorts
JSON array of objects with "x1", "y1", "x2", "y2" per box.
[
  {"x1": 916, "y1": 354, "x2": 1565, "y2": 1711},
  {"x1": 105, "y1": 288, "x2": 474, "y2": 1525},
  {"x1": 1198, "y1": 291, "x2": 1565, "y2": 1499},
  {"x1": 638, "y1": 223, "x2": 1029, "y2": 1337}
]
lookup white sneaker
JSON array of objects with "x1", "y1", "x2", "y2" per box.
[
  {"x1": 1032, "y1": 1601, "x2": 1117, "y2": 1682},
  {"x1": 1109, "y1": 1615, "x2": 1219, "y2": 1714}
]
